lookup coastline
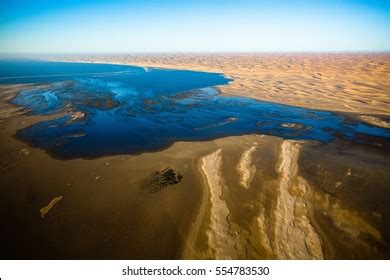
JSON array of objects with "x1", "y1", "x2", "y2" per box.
[{"x1": 37, "y1": 53, "x2": 390, "y2": 118}]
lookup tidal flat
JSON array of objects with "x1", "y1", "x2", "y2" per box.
[{"x1": 0, "y1": 56, "x2": 389, "y2": 259}]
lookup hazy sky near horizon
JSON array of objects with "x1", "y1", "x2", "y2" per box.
[{"x1": 0, "y1": 0, "x2": 389, "y2": 53}]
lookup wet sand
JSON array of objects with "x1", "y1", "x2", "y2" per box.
[{"x1": 1, "y1": 75, "x2": 390, "y2": 259}]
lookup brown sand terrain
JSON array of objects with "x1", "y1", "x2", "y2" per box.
[
  {"x1": 1, "y1": 85, "x2": 389, "y2": 259},
  {"x1": 48, "y1": 53, "x2": 390, "y2": 124}
]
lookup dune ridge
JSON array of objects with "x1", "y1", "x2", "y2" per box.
[
  {"x1": 237, "y1": 144, "x2": 258, "y2": 189},
  {"x1": 273, "y1": 141, "x2": 324, "y2": 259},
  {"x1": 200, "y1": 149, "x2": 246, "y2": 259}
]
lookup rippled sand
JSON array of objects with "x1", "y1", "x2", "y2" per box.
[{"x1": 48, "y1": 53, "x2": 390, "y2": 119}]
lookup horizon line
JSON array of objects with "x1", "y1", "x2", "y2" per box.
[{"x1": 1, "y1": 50, "x2": 390, "y2": 56}]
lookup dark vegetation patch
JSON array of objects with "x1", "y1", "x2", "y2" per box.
[{"x1": 140, "y1": 168, "x2": 183, "y2": 193}]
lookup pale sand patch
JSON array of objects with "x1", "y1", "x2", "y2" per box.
[
  {"x1": 274, "y1": 141, "x2": 324, "y2": 260},
  {"x1": 359, "y1": 115, "x2": 390, "y2": 129},
  {"x1": 237, "y1": 144, "x2": 258, "y2": 189},
  {"x1": 313, "y1": 192, "x2": 382, "y2": 243},
  {"x1": 19, "y1": 148, "x2": 30, "y2": 156},
  {"x1": 40, "y1": 196, "x2": 63, "y2": 218},
  {"x1": 69, "y1": 111, "x2": 85, "y2": 122},
  {"x1": 281, "y1": 123, "x2": 303, "y2": 129},
  {"x1": 329, "y1": 202, "x2": 381, "y2": 242}
]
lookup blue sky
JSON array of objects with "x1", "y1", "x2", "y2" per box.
[{"x1": 0, "y1": 0, "x2": 389, "y2": 53}]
